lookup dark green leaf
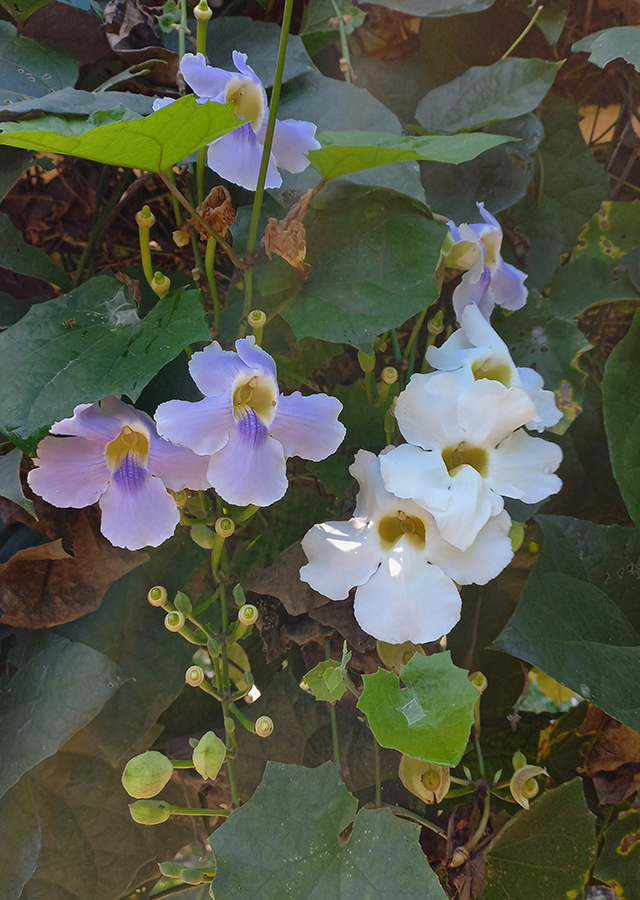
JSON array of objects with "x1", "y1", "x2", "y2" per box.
[
  {"x1": 0, "y1": 0, "x2": 51, "y2": 22},
  {"x1": 0, "y1": 447, "x2": 36, "y2": 517},
  {"x1": 0, "y1": 213, "x2": 71, "y2": 290},
  {"x1": 594, "y1": 808, "x2": 640, "y2": 895},
  {"x1": 0, "y1": 146, "x2": 36, "y2": 203},
  {"x1": 415, "y1": 58, "x2": 562, "y2": 133},
  {"x1": 603, "y1": 314, "x2": 640, "y2": 526},
  {"x1": 0, "y1": 779, "x2": 41, "y2": 900},
  {"x1": 0, "y1": 95, "x2": 242, "y2": 172},
  {"x1": 2, "y1": 87, "x2": 154, "y2": 117},
  {"x1": 0, "y1": 277, "x2": 211, "y2": 454},
  {"x1": 369, "y1": 0, "x2": 495, "y2": 17},
  {"x1": 333, "y1": 382, "x2": 396, "y2": 451},
  {"x1": 0, "y1": 21, "x2": 78, "y2": 104},
  {"x1": 301, "y1": 0, "x2": 365, "y2": 35},
  {"x1": 307, "y1": 455, "x2": 354, "y2": 499},
  {"x1": 573, "y1": 26, "x2": 640, "y2": 73},
  {"x1": 483, "y1": 778, "x2": 596, "y2": 899},
  {"x1": 0, "y1": 634, "x2": 126, "y2": 800},
  {"x1": 548, "y1": 256, "x2": 639, "y2": 320},
  {"x1": 495, "y1": 515, "x2": 640, "y2": 733},
  {"x1": 357, "y1": 652, "x2": 479, "y2": 766},
  {"x1": 210, "y1": 761, "x2": 447, "y2": 899}
]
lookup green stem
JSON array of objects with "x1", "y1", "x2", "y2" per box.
[
  {"x1": 171, "y1": 759, "x2": 196, "y2": 769},
  {"x1": 241, "y1": 0, "x2": 295, "y2": 329},
  {"x1": 72, "y1": 168, "x2": 132, "y2": 289},
  {"x1": 197, "y1": 146, "x2": 207, "y2": 205},
  {"x1": 325, "y1": 638, "x2": 341, "y2": 771},
  {"x1": 196, "y1": 679, "x2": 224, "y2": 701},
  {"x1": 388, "y1": 807, "x2": 446, "y2": 837},
  {"x1": 365, "y1": 368, "x2": 376, "y2": 405},
  {"x1": 178, "y1": 0, "x2": 187, "y2": 64},
  {"x1": 229, "y1": 702, "x2": 256, "y2": 733},
  {"x1": 205, "y1": 236, "x2": 220, "y2": 331},
  {"x1": 474, "y1": 733, "x2": 485, "y2": 779},
  {"x1": 403, "y1": 309, "x2": 426, "y2": 366},
  {"x1": 165, "y1": 167, "x2": 183, "y2": 227},
  {"x1": 374, "y1": 737, "x2": 381, "y2": 807},
  {"x1": 465, "y1": 789, "x2": 491, "y2": 852},
  {"x1": 329, "y1": 0, "x2": 352, "y2": 83},
  {"x1": 169, "y1": 806, "x2": 230, "y2": 817},
  {"x1": 501, "y1": 4, "x2": 543, "y2": 60},
  {"x1": 218, "y1": 582, "x2": 239, "y2": 807},
  {"x1": 139, "y1": 223, "x2": 154, "y2": 287},
  {"x1": 196, "y1": 7, "x2": 209, "y2": 55},
  {"x1": 235, "y1": 504, "x2": 260, "y2": 523},
  {"x1": 192, "y1": 587, "x2": 221, "y2": 617}
]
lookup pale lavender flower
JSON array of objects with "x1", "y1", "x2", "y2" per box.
[
  {"x1": 28, "y1": 397, "x2": 210, "y2": 550},
  {"x1": 154, "y1": 338, "x2": 346, "y2": 508}
]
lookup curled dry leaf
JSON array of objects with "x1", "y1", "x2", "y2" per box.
[
  {"x1": 103, "y1": 0, "x2": 179, "y2": 87},
  {"x1": 577, "y1": 705, "x2": 640, "y2": 804},
  {"x1": 262, "y1": 188, "x2": 313, "y2": 278},
  {"x1": 193, "y1": 186, "x2": 236, "y2": 241},
  {"x1": 0, "y1": 496, "x2": 146, "y2": 628}
]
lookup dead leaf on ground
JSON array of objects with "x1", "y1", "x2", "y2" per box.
[
  {"x1": 0, "y1": 496, "x2": 146, "y2": 628},
  {"x1": 103, "y1": 0, "x2": 179, "y2": 87},
  {"x1": 577, "y1": 705, "x2": 640, "y2": 804},
  {"x1": 242, "y1": 542, "x2": 327, "y2": 617},
  {"x1": 262, "y1": 188, "x2": 313, "y2": 278},
  {"x1": 193, "y1": 186, "x2": 236, "y2": 241}
]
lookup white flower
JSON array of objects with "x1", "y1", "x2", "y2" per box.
[
  {"x1": 299, "y1": 450, "x2": 514, "y2": 644},
  {"x1": 426, "y1": 304, "x2": 562, "y2": 432},
  {"x1": 379, "y1": 373, "x2": 562, "y2": 551}
]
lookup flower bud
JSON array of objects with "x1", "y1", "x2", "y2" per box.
[
  {"x1": 192, "y1": 731, "x2": 226, "y2": 780},
  {"x1": 194, "y1": 0, "x2": 212, "y2": 20},
  {"x1": 343, "y1": 13, "x2": 351, "y2": 23},
  {"x1": 173, "y1": 489, "x2": 188, "y2": 508},
  {"x1": 329, "y1": 15, "x2": 339, "y2": 27},
  {"x1": 510, "y1": 764, "x2": 547, "y2": 809},
  {"x1": 377, "y1": 640, "x2": 425, "y2": 676},
  {"x1": 207, "y1": 636, "x2": 220, "y2": 657},
  {"x1": 255, "y1": 715, "x2": 274, "y2": 738},
  {"x1": 136, "y1": 205, "x2": 156, "y2": 229},
  {"x1": 185, "y1": 665, "x2": 205, "y2": 687},
  {"x1": 357, "y1": 350, "x2": 376, "y2": 373},
  {"x1": 470, "y1": 671, "x2": 488, "y2": 693},
  {"x1": 174, "y1": 591, "x2": 192, "y2": 615},
  {"x1": 190, "y1": 524, "x2": 217, "y2": 549},
  {"x1": 233, "y1": 583, "x2": 246, "y2": 606},
  {"x1": 147, "y1": 585, "x2": 168, "y2": 607},
  {"x1": 151, "y1": 271, "x2": 171, "y2": 298},
  {"x1": 243, "y1": 671, "x2": 255, "y2": 688},
  {"x1": 427, "y1": 310, "x2": 444, "y2": 335},
  {"x1": 224, "y1": 716, "x2": 235, "y2": 733},
  {"x1": 214, "y1": 516, "x2": 235, "y2": 538},
  {"x1": 129, "y1": 799, "x2": 171, "y2": 825},
  {"x1": 381, "y1": 366, "x2": 398, "y2": 386},
  {"x1": 449, "y1": 846, "x2": 470, "y2": 869},
  {"x1": 172, "y1": 228, "x2": 191, "y2": 248},
  {"x1": 248, "y1": 309, "x2": 267, "y2": 329},
  {"x1": 122, "y1": 751, "x2": 173, "y2": 799},
  {"x1": 339, "y1": 57, "x2": 350, "y2": 73},
  {"x1": 399, "y1": 755, "x2": 450, "y2": 805},
  {"x1": 238, "y1": 604, "x2": 258, "y2": 626},
  {"x1": 512, "y1": 750, "x2": 527, "y2": 771},
  {"x1": 165, "y1": 610, "x2": 185, "y2": 632}
]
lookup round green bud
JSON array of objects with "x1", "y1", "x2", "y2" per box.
[
  {"x1": 470, "y1": 671, "x2": 488, "y2": 692},
  {"x1": 148, "y1": 585, "x2": 168, "y2": 607},
  {"x1": 255, "y1": 715, "x2": 274, "y2": 738},
  {"x1": 381, "y1": 366, "x2": 398, "y2": 386},
  {"x1": 165, "y1": 610, "x2": 185, "y2": 632},
  {"x1": 129, "y1": 799, "x2": 171, "y2": 825},
  {"x1": 248, "y1": 309, "x2": 267, "y2": 329},
  {"x1": 174, "y1": 591, "x2": 192, "y2": 615},
  {"x1": 186, "y1": 665, "x2": 205, "y2": 687},
  {"x1": 135, "y1": 205, "x2": 156, "y2": 228},
  {"x1": 238, "y1": 604, "x2": 259, "y2": 626},
  {"x1": 122, "y1": 751, "x2": 174, "y2": 799},
  {"x1": 173, "y1": 489, "x2": 188, "y2": 508},
  {"x1": 528, "y1": 541, "x2": 540, "y2": 554},
  {"x1": 214, "y1": 516, "x2": 235, "y2": 538},
  {"x1": 151, "y1": 272, "x2": 171, "y2": 299},
  {"x1": 193, "y1": 0, "x2": 212, "y2": 20}
]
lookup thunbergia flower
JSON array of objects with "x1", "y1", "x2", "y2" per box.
[
  {"x1": 28, "y1": 397, "x2": 210, "y2": 550},
  {"x1": 300, "y1": 450, "x2": 514, "y2": 644},
  {"x1": 443, "y1": 202, "x2": 527, "y2": 321},
  {"x1": 379, "y1": 373, "x2": 562, "y2": 552},
  {"x1": 154, "y1": 337, "x2": 345, "y2": 508},
  {"x1": 154, "y1": 51, "x2": 320, "y2": 191},
  {"x1": 426, "y1": 303, "x2": 562, "y2": 432}
]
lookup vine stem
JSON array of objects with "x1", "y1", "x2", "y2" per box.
[
  {"x1": 205, "y1": 236, "x2": 220, "y2": 330},
  {"x1": 373, "y1": 737, "x2": 381, "y2": 807},
  {"x1": 325, "y1": 638, "x2": 341, "y2": 771},
  {"x1": 241, "y1": 0, "x2": 295, "y2": 330},
  {"x1": 329, "y1": 0, "x2": 352, "y2": 83},
  {"x1": 72, "y1": 168, "x2": 133, "y2": 288},
  {"x1": 501, "y1": 5, "x2": 543, "y2": 60}
]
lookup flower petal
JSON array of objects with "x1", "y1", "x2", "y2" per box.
[
  {"x1": 426, "y1": 509, "x2": 513, "y2": 585},
  {"x1": 300, "y1": 519, "x2": 382, "y2": 600},
  {"x1": 455, "y1": 380, "x2": 535, "y2": 449},
  {"x1": 180, "y1": 52, "x2": 231, "y2": 101},
  {"x1": 152, "y1": 97, "x2": 175, "y2": 112},
  {"x1": 394, "y1": 372, "x2": 466, "y2": 451},
  {"x1": 154, "y1": 396, "x2": 234, "y2": 456},
  {"x1": 28, "y1": 436, "x2": 109, "y2": 508},
  {"x1": 147, "y1": 436, "x2": 211, "y2": 491},
  {"x1": 271, "y1": 118, "x2": 320, "y2": 174},
  {"x1": 350, "y1": 448, "x2": 401, "y2": 519},
  {"x1": 51, "y1": 401, "x2": 121, "y2": 443},
  {"x1": 235, "y1": 336, "x2": 278, "y2": 382},
  {"x1": 206, "y1": 428, "x2": 288, "y2": 507},
  {"x1": 232, "y1": 50, "x2": 261, "y2": 83},
  {"x1": 379, "y1": 443, "x2": 452, "y2": 513},
  {"x1": 489, "y1": 260, "x2": 528, "y2": 312},
  {"x1": 207, "y1": 123, "x2": 281, "y2": 191},
  {"x1": 353, "y1": 540, "x2": 461, "y2": 644},
  {"x1": 428, "y1": 464, "x2": 502, "y2": 551},
  {"x1": 270, "y1": 392, "x2": 345, "y2": 461},
  {"x1": 452, "y1": 265, "x2": 492, "y2": 320},
  {"x1": 516, "y1": 367, "x2": 562, "y2": 431},
  {"x1": 489, "y1": 429, "x2": 562, "y2": 503},
  {"x1": 188, "y1": 341, "x2": 251, "y2": 397},
  {"x1": 99, "y1": 474, "x2": 179, "y2": 550}
]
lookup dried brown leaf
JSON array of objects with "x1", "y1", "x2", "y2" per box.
[
  {"x1": 103, "y1": 0, "x2": 178, "y2": 87},
  {"x1": 193, "y1": 186, "x2": 236, "y2": 241},
  {"x1": 577, "y1": 705, "x2": 640, "y2": 804},
  {"x1": 262, "y1": 188, "x2": 313, "y2": 278}
]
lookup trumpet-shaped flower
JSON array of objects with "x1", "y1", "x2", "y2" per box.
[
  {"x1": 154, "y1": 51, "x2": 320, "y2": 191},
  {"x1": 426, "y1": 304, "x2": 562, "y2": 432},
  {"x1": 154, "y1": 337, "x2": 345, "y2": 508},
  {"x1": 443, "y1": 202, "x2": 527, "y2": 321},
  {"x1": 379, "y1": 373, "x2": 562, "y2": 551},
  {"x1": 300, "y1": 450, "x2": 514, "y2": 644},
  {"x1": 28, "y1": 397, "x2": 210, "y2": 550}
]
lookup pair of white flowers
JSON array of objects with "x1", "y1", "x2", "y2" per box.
[{"x1": 300, "y1": 304, "x2": 563, "y2": 645}]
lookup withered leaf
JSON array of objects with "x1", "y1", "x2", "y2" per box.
[
  {"x1": 577, "y1": 705, "x2": 640, "y2": 804},
  {"x1": 262, "y1": 188, "x2": 313, "y2": 278},
  {"x1": 242, "y1": 541, "x2": 327, "y2": 617},
  {"x1": 103, "y1": 0, "x2": 179, "y2": 87},
  {"x1": 194, "y1": 186, "x2": 236, "y2": 241}
]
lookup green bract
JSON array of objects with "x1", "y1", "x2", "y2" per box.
[
  {"x1": 192, "y1": 731, "x2": 226, "y2": 781},
  {"x1": 121, "y1": 751, "x2": 174, "y2": 799}
]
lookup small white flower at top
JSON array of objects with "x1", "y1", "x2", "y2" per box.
[
  {"x1": 28, "y1": 397, "x2": 210, "y2": 550},
  {"x1": 300, "y1": 450, "x2": 514, "y2": 644}
]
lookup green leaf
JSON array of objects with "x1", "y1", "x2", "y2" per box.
[
  {"x1": 603, "y1": 314, "x2": 640, "y2": 526},
  {"x1": 0, "y1": 146, "x2": 36, "y2": 203},
  {"x1": 0, "y1": 634, "x2": 126, "y2": 800},
  {"x1": 0, "y1": 447, "x2": 36, "y2": 517},
  {"x1": 301, "y1": 0, "x2": 365, "y2": 35},
  {"x1": 0, "y1": 277, "x2": 211, "y2": 454},
  {"x1": 305, "y1": 660, "x2": 347, "y2": 702},
  {"x1": 573, "y1": 26, "x2": 640, "y2": 73},
  {"x1": 333, "y1": 381, "x2": 396, "y2": 451},
  {"x1": 594, "y1": 808, "x2": 640, "y2": 896},
  {"x1": 2, "y1": 86, "x2": 154, "y2": 117},
  {"x1": 192, "y1": 732, "x2": 226, "y2": 781},
  {"x1": 494, "y1": 515, "x2": 640, "y2": 733},
  {"x1": 483, "y1": 778, "x2": 596, "y2": 899},
  {"x1": 308, "y1": 130, "x2": 514, "y2": 180},
  {"x1": 0, "y1": 779, "x2": 41, "y2": 900},
  {"x1": 548, "y1": 256, "x2": 640, "y2": 320},
  {"x1": 0, "y1": 94, "x2": 242, "y2": 172},
  {"x1": 209, "y1": 761, "x2": 447, "y2": 899},
  {"x1": 357, "y1": 652, "x2": 479, "y2": 766},
  {"x1": 0, "y1": 21, "x2": 78, "y2": 104},
  {"x1": 0, "y1": 0, "x2": 51, "y2": 22},
  {"x1": 0, "y1": 213, "x2": 71, "y2": 290},
  {"x1": 368, "y1": 0, "x2": 495, "y2": 17},
  {"x1": 575, "y1": 199, "x2": 640, "y2": 261},
  {"x1": 415, "y1": 58, "x2": 562, "y2": 134}
]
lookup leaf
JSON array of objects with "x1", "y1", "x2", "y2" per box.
[
  {"x1": 603, "y1": 313, "x2": 640, "y2": 526},
  {"x1": 594, "y1": 808, "x2": 640, "y2": 896},
  {"x1": 307, "y1": 130, "x2": 514, "y2": 180},
  {"x1": 0, "y1": 447, "x2": 35, "y2": 517},
  {"x1": 0, "y1": 213, "x2": 71, "y2": 290},
  {"x1": 2, "y1": 86, "x2": 154, "y2": 117},
  {"x1": 573, "y1": 26, "x2": 640, "y2": 73},
  {"x1": 357, "y1": 652, "x2": 480, "y2": 766},
  {"x1": 334, "y1": 381, "x2": 397, "y2": 450},
  {"x1": 301, "y1": 0, "x2": 365, "y2": 35},
  {"x1": 368, "y1": 0, "x2": 495, "y2": 17},
  {"x1": 415, "y1": 58, "x2": 562, "y2": 134},
  {"x1": 494, "y1": 515, "x2": 640, "y2": 733},
  {"x1": 0, "y1": 779, "x2": 41, "y2": 900},
  {"x1": 548, "y1": 256, "x2": 639, "y2": 320},
  {"x1": 209, "y1": 761, "x2": 447, "y2": 899},
  {"x1": 0, "y1": 276, "x2": 210, "y2": 454},
  {"x1": 483, "y1": 778, "x2": 596, "y2": 899},
  {"x1": 305, "y1": 659, "x2": 347, "y2": 702},
  {"x1": 0, "y1": 633, "x2": 126, "y2": 800},
  {"x1": 0, "y1": 94, "x2": 242, "y2": 172},
  {"x1": 0, "y1": 146, "x2": 36, "y2": 203},
  {"x1": 576, "y1": 705, "x2": 640, "y2": 805},
  {"x1": 0, "y1": 0, "x2": 51, "y2": 22},
  {"x1": 0, "y1": 21, "x2": 78, "y2": 104}
]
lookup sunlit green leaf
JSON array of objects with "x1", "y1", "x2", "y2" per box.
[
  {"x1": 573, "y1": 26, "x2": 640, "y2": 73},
  {"x1": 305, "y1": 660, "x2": 346, "y2": 702}
]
